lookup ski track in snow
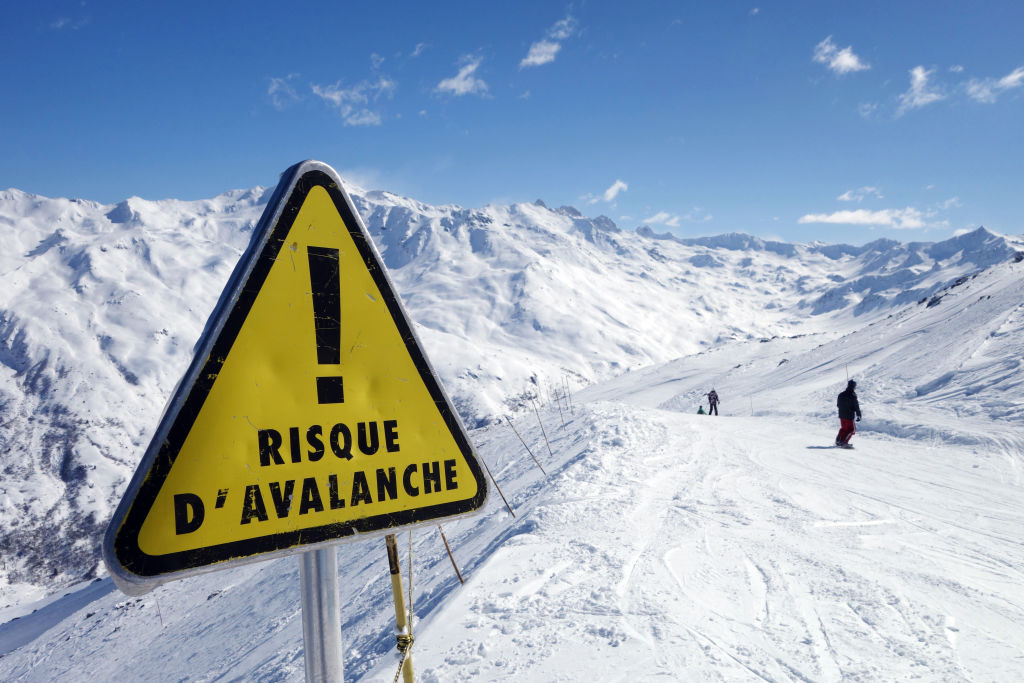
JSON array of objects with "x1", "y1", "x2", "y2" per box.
[
  {"x1": 1, "y1": 187, "x2": 1024, "y2": 680},
  {"x1": 380, "y1": 401, "x2": 1024, "y2": 681},
  {"x1": 1, "y1": 387, "x2": 1023, "y2": 680}
]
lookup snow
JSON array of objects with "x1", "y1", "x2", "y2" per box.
[
  {"x1": 0, "y1": 180, "x2": 1023, "y2": 680},
  {"x1": 2, "y1": 358, "x2": 1023, "y2": 679}
]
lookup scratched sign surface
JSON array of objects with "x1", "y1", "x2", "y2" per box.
[{"x1": 104, "y1": 161, "x2": 487, "y2": 594}]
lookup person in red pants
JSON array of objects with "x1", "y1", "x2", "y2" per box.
[{"x1": 835, "y1": 380, "x2": 862, "y2": 448}]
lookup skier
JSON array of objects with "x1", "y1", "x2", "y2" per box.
[
  {"x1": 706, "y1": 389, "x2": 720, "y2": 416},
  {"x1": 835, "y1": 380, "x2": 861, "y2": 448}
]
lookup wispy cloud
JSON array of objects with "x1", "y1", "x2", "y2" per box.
[
  {"x1": 520, "y1": 15, "x2": 577, "y2": 69},
  {"x1": 602, "y1": 180, "x2": 628, "y2": 202},
  {"x1": 437, "y1": 56, "x2": 488, "y2": 96},
  {"x1": 858, "y1": 102, "x2": 879, "y2": 119},
  {"x1": 837, "y1": 186, "x2": 883, "y2": 202},
  {"x1": 897, "y1": 66, "x2": 945, "y2": 116},
  {"x1": 268, "y1": 74, "x2": 301, "y2": 110},
  {"x1": 813, "y1": 36, "x2": 870, "y2": 75},
  {"x1": 682, "y1": 208, "x2": 713, "y2": 222},
  {"x1": 586, "y1": 179, "x2": 628, "y2": 205},
  {"x1": 411, "y1": 42, "x2": 429, "y2": 58},
  {"x1": 521, "y1": 41, "x2": 562, "y2": 69},
  {"x1": 798, "y1": 207, "x2": 926, "y2": 229},
  {"x1": 966, "y1": 66, "x2": 1024, "y2": 103},
  {"x1": 750, "y1": 8, "x2": 761, "y2": 16},
  {"x1": 50, "y1": 15, "x2": 89, "y2": 31},
  {"x1": 643, "y1": 211, "x2": 681, "y2": 228},
  {"x1": 311, "y1": 77, "x2": 396, "y2": 126}
]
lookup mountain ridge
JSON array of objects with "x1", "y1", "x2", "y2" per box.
[{"x1": 0, "y1": 184, "x2": 1021, "y2": 606}]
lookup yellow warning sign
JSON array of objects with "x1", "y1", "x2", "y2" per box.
[{"x1": 104, "y1": 161, "x2": 487, "y2": 591}]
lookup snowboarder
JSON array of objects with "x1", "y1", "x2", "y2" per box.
[
  {"x1": 706, "y1": 389, "x2": 720, "y2": 416},
  {"x1": 835, "y1": 380, "x2": 862, "y2": 448}
]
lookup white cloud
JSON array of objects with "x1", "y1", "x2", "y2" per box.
[
  {"x1": 586, "y1": 179, "x2": 629, "y2": 205},
  {"x1": 436, "y1": 56, "x2": 488, "y2": 96},
  {"x1": 521, "y1": 40, "x2": 562, "y2": 68},
  {"x1": 750, "y1": 8, "x2": 761, "y2": 16},
  {"x1": 813, "y1": 36, "x2": 870, "y2": 75},
  {"x1": 371, "y1": 53, "x2": 386, "y2": 70},
  {"x1": 548, "y1": 17, "x2": 575, "y2": 41},
  {"x1": 268, "y1": 74, "x2": 301, "y2": 110},
  {"x1": 949, "y1": 65, "x2": 964, "y2": 73},
  {"x1": 411, "y1": 42, "x2": 428, "y2": 58},
  {"x1": 312, "y1": 77, "x2": 396, "y2": 126},
  {"x1": 966, "y1": 66, "x2": 1024, "y2": 103},
  {"x1": 798, "y1": 207, "x2": 926, "y2": 229},
  {"x1": 602, "y1": 180, "x2": 628, "y2": 202},
  {"x1": 521, "y1": 16, "x2": 577, "y2": 69},
  {"x1": 896, "y1": 66, "x2": 945, "y2": 116},
  {"x1": 939, "y1": 197, "x2": 962, "y2": 210},
  {"x1": 837, "y1": 186, "x2": 883, "y2": 202},
  {"x1": 858, "y1": 102, "x2": 879, "y2": 118},
  {"x1": 643, "y1": 211, "x2": 681, "y2": 228}
]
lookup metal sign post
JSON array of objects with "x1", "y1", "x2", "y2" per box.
[{"x1": 300, "y1": 546, "x2": 343, "y2": 682}]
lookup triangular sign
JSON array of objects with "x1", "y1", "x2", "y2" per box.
[{"x1": 104, "y1": 161, "x2": 488, "y2": 594}]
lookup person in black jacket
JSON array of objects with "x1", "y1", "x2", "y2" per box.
[
  {"x1": 706, "y1": 389, "x2": 720, "y2": 415},
  {"x1": 835, "y1": 380, "x2": 862, "y2": 448}
]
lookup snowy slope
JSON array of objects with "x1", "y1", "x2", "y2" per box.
[
  {"x1": 0, "y1": 181, "x2": 1023, "y2": 679},
  {"x1": 2, "y1": 316, "x2": 1022, "y2": 680}
]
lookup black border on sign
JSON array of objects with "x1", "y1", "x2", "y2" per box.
[{"x1": 105, "y1": 162, "x2": 488, "y2": 582}]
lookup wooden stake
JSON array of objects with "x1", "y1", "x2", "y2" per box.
[
  {"x1": 532, "y1": 399, "x2": 554, "y2": 459},
  {"x1": 479, "y1": 454, "x2": 515, "y2": 518},
  {"x1": 505, "y1": 416, "x2": 546, "y2": 475},
  {"x1": 437, "y1": 525, "x2": 465, "y2": 584},
  {"x1": 554, "y1": 388, "x2": 566, "y2": 429}
]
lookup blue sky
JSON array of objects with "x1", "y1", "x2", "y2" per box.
[{"x1": 2, "y1": 1, "x2": 1022, "y2": 244}]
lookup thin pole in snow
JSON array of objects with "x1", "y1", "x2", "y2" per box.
[
  {"x1": 505, "y1": 416, "x2": 547, "y2": 475},
  {"x1": 479, "y1": 454, "x2": 515, "y2": 518},
  {"x1": 554, "y1": 389, "x2": 566, "y2": 429},
  {"x1": 154, "y1": 594, "x2": 165, "y2": 628},
  {"x1": 437, "y1": 525, "x2": 465, "y2": 584},
  {"x1": 532, "y1": 399, "x2": 555, "y2": 459}
]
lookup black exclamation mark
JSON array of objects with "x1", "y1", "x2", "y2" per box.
[{"x1": 307, "y1": 246, "x2": 344, "y2": 404}]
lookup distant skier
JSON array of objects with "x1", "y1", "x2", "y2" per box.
[
  {"x1": 706, "y1": 389, "x2": 720, "y2": 416},
  {"x1": 835, "y1": 380, "x2": 862, "y2": 448}
]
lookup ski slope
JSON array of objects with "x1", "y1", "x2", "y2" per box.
[
  {"x1": 2, "y1": 183, "x2": 1021, "y2": 602},
  {"x1": 2, "y1": 327, "x2": 1022, "y2": 681},
  {"x1": 1, "y1": 183, "x2": 1022, "y2": 679}
]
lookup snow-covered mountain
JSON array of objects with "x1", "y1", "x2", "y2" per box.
[{"x1": 1, "y1": 182, "x2": 1023, "y2": 680}]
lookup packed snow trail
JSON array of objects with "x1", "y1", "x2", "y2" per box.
[
  {"x1": 370, "y1": 402, "x2": 1024, "y2": 681},
  {"x1": 1, "y1": 391, "x2": 1022, "y2": 680}
]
